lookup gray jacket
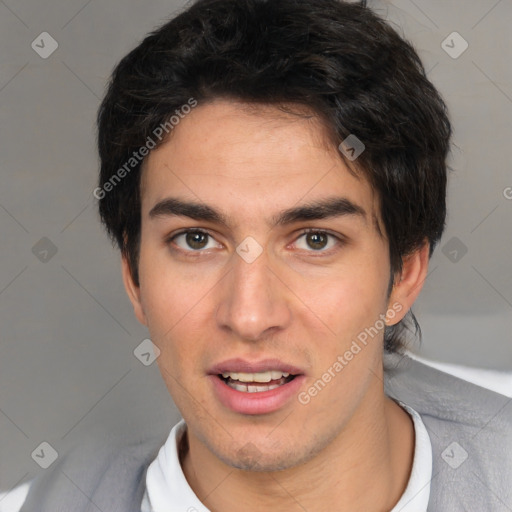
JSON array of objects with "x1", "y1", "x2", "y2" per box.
[{"x1": 20, "y1": 352, "x2": 512, "y2": 511}]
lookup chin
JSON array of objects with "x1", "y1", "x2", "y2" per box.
[
  {"x1": 208, "y1": 435, "x2": 318, "y2": 473},
  {"x1": 221, "y1": 450, "x2": 301, "y2": 472}
]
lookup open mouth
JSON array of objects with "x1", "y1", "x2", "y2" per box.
[
  {"x1": 218, "y1": 373, "x2": 297, "y2": 393},
  {"x1": 210, "y1": 365, "x2": 305, "y2": 414}
]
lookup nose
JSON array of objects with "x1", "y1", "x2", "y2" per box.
[{"x1": 215, "y1": 246, "x2": 292, "y2": 342}]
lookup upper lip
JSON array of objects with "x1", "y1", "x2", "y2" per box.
[{"x1": 208, "y1": 358, "x2": 305, "y2": 375}]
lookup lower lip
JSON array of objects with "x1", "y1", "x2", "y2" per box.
[{"x1": 209, "y1": 374, "x2": 306, "y2": 415}]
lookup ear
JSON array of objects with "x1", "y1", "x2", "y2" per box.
[
  {"x1": 386, "y1": 240, "x2": 430, "y2": 326},
  {"x1": 121, "y1": 255, "x2": 147, "y2": 326}
]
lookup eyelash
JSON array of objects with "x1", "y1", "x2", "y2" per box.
[{"x1": 165, "y1": 228, "x2": 345, "y2": 256}]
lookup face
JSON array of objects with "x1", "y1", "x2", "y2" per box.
[{"x1": 124, "y1": 99, "x2": 411, "y2": 472}]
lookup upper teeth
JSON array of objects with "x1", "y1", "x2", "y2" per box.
[{"x1": 221, "y1": 370, "x2": 290, "y2": 383}]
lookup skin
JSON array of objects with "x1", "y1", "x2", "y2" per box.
[{"x1": 122, "y1": 99, "x2": 430, "y2": 511}]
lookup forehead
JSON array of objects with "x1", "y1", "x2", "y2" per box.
[{"x1": 140, "y1": 100, "x2": 382, "y2": 232}]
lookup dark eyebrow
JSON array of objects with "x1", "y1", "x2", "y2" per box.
[
  {"x1": 149, "y1": 198, "x2": 230, "y2": 227},
  {"x1": 148, "y1": 196, "x2": 367, "y2": 227},
  {"x1": 271, "y1": 197, "x2": 366, "y2": 226}
]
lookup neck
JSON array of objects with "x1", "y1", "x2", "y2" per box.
[{"x1": 180, "y1": 373, "x2": 415, "y2": 512}]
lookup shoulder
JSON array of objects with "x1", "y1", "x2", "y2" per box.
[
  {"x1": 384, "y1": 352, "x2": 512, "y2": 509},
  {"x1": 383, "y1": 351, "x2": 512, "y2": 428},
  {"x1": 20, "y1": 432, "x2": 166, "y2": 512}
]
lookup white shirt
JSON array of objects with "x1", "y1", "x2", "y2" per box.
[
  {"x1": 141, "y1": 400, "x2": 432, "y2": 512},
  {"x1": 0, "y1": 481, "x2": 32, "y2": 512}
]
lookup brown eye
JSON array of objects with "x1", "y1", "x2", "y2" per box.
[
  {"x1": 294, "y1": 230, "x2": 342, "y2": 253},
  {"x1": 184, "y1": 231, "x2": 209, "y2": 250},
  {"x1": 305, "y1": 232, "x2": 328, "y2": 250},
  {"x1": 168, "y1": 229, "x2": 221, "y2": 252}
]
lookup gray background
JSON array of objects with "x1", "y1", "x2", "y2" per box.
[{"x1": 1, "y1": 0, "x2": 511, "y2": 498}]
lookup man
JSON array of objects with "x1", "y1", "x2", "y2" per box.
[{"x1": 19, "y1": 0, "x2": 512, "y2": 511}]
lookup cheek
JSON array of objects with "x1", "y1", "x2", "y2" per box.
[
  {"x1": 298, "y1": 264, "x2": 390, "y2": 408},
  {"x1": 138, "y1": 238, "x2": 213, "y2": 322},
  {"x1": 298, "y1": 256, "x2": 389, "y2": 341},
  {"x1": 139, "y1": 270, "x2": 210, "y2": 402},
  {"x1": 137, "y1": 249, "x2": 212, "y2": 361}
]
